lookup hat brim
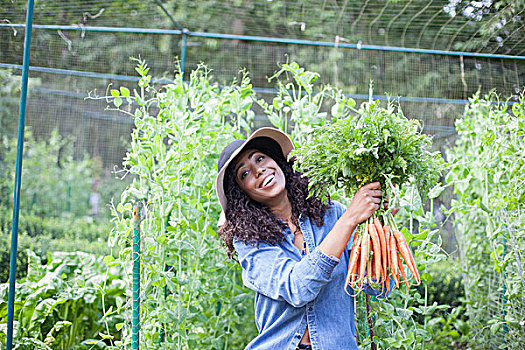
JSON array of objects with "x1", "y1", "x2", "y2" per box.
[{"x1": 216, "y1": 127, "x2": 294, "y2": 226}]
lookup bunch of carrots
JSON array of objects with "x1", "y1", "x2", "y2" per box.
[{"x1": 345, "y1": 212, "x2": 420, "y2": 295}]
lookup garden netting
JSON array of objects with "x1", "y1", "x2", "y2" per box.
[{"x1": 1, "y1": 0, "x2": 524, "y2": 349}]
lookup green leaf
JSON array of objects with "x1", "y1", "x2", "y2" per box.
[
  {"x1": 113, "y1": 97, "x2": 123, "y2": 108},
  {"x1": 45, "y1": 320, "x2": 71, "y2": 339},
  {"x1": 490, "y1": 322, "x2": 502, "y2": 335},
  {"x1": 446, "y1": 330, "x2": 460, "y2": 338},
  {"x1": 405, "y1": 331, "x2": 415, "y2": 345},
  {"x1": 110, "y1": 89, "x2": 120, "y2": 97},
  {"x1": 396, "y1": 307, "x2": 413, "y2": 320},
  {"x1": 83, "y1": 340, "x2": 101, "y2": 345},
  {"x1": 422, "y1": 272, "x2": 432, "y2": 283},
  {"x1": 428, "y1": 183, "x2": 445, "y2": 199},
  {"x1": 120, "y1": 86, "x2": 130, "y2": 97},
  {"x1": 99, "y1": 332, "x2": 115, "y2": 340},
  {"x1": 401, "y1": 226, "x2": 413, "y2": 241},
  {"x1": 103, "y1": 255, "x2": 115, "y2": 265},
  {"x1": 267, "y1": 113, "x2": 282, "y2": 129},
  {"x1": 27, "y1": 298, "x2": 58, "y2": 338}
]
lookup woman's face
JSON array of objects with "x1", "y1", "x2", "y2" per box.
[{"x1": 233, "y1": 149, "x2": 287, "y2": 207}]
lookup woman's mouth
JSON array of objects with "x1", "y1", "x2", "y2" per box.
[{"x1": 260, "y1": 174, "x2": 275, "y2": 188}]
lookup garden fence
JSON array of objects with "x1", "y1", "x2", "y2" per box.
[{"x1": 1, "y1": 1, "x2": 524, "y2": 349}]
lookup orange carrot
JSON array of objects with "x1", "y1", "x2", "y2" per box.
[
  {"x1": 392, "y1": 229, "x2": 417, "y2": 272},
  {"x1": 368, "y1": 219, "x2": 382, "y2": 283},
  {"x1": 353, "y1": 252, "x2": 361, "y2": 289},
  {"x1": 359, "y1": 226, "x2": 370, "y2": 289},
  {"x1": 382, "y1": 224, "x2": 391, "y2": 277},
  {"x1": 383, "y1": 225, "x2": 391, "y2": 268},
  {"x1": 397, "y1": 252, "x2": 410, "y2": 292},
  {"x1": 393, "y1": 230, "x2": 421, "y2": 284},
  {"x1": 373, "y1": 217, "x2": 387, "y2": 281},
  {"x1": 389, "y1": 233, "x2": 399, "y2": 288},
  {"x1": 405, "y1": 242, "x2": 420, "y2": 284},
  {"x1": 385, "y1": 272, "x2": 391, "y2": 296},
  {"x1": 347, "y1": 257, "x2": 358, "y2": 287},
  {"x1": 346, "y1": 235, "x2": 362, "y2": 288},
  {"x1": 351, "y1": 253, "x2": 360, "y2": 288},
  {"x1": 367, "y1": 256, "x2": 373, "y2": 284}
]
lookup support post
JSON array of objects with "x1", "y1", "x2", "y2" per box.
[
  {"x1": 132, "y1": 205, "x2": 142, "y2": 350},
  {"x1": 181, "y1": 30, "x2": 188, "y2": 78},
  {"x1": 6, "y1": 1, "x2": 34, "y2": 349},
  {"x1": 365, "y1": 294, "x2": 377, "y2": 350},
  {"x1": 159, "y1": 212, "x2": 172, "y2": 345},
  {"x1": 502, "y1": 228, "x2": 508, "y2": 347}
]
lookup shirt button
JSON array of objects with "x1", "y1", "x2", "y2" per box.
[{"x1": 308, "y1": 307, "x2": 313, "y2": 311}]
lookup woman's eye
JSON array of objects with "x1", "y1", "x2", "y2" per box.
[
  {"x1": 257, "y1": 155, "x2": 264, "y2": 162},
  {"x1": 241, "y1": 170, "x2": 248, "y2": 180}
]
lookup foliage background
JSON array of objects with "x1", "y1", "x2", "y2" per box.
[
  {"x1": 0, "y1": 0, "x2": 524, "y2": 349},
  {"x1": 446, "y1": 91, "x2": 525, "y2": 349},
  {"x1": 106, "y1": 61, "x2": 258, "y2": 349}
]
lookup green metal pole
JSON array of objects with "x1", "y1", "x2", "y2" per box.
[
  {"x1": 132, "y1": 205, "x2": 142, "y2": 350},
  {"x1": 2, "y1": 23, "x2": 525, "y2": 60},
  {"x1": 6, "y1": 1, "x2": 34, "y2": 349},
  {"x1": 181, "y1": 30, "x2": 188, "y2": 78}
]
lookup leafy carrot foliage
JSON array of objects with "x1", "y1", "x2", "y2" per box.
[{"x1": 292, "y1": 96, "x2": 445, "y2": 204}]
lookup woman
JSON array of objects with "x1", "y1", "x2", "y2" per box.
[{"x1": 216, "y1": 127, "x2": 392, "y2": 350}]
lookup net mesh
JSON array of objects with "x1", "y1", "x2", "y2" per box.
[
  {"x1": 1, "y1": 0, "x2": 524, "y2": 348},
  {"x1": 3, "y1": 0, "x2": 524, "y2": 55}
]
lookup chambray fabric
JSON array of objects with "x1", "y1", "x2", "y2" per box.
[{"x1": 234, "y1": 201, "x2": 392, "y2": 350}]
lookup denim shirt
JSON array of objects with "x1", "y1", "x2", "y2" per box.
[{"x1": 233, "y1": 201, "x2": 392, "y2": 350}]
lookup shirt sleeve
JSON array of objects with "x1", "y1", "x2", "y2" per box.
[
  {"x1": 234, "y1": 240, "x2": 340, "y2": 308},
  {"x1": 330, "y1": 201, "x2": 356, "y2": 251}
]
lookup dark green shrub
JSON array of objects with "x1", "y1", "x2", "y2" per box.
[
  {"x1": 415, "y1": 259, "x2": 466, "y2": 319},
  {"x1": 0, "y1": 208, "x2": 112, "y2": 283},
  {"x1": 0, "y1": 232, "x2": 28, "y2": 282},
  {"x1": 411, "y1": 260, "x2": 469, "y2": 349},
  {"x1": 0, "y1": 130, "x2": 128, "y2": 221}
]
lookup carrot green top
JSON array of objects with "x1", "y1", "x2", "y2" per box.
[{"x1": 292, "y1": 98, "x2": 445, "y2": 207}]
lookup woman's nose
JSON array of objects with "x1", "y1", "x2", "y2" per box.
[{"x1": 256, "y1": 166, "x2": 265, "y2": 177}]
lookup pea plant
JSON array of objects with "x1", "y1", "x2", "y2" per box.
[
  {"x1": 105, "y1": 59, "x2": 257, "y2": 349},
  {"x1": 257, "y1": 61, "x2": 352, "y2": 145},
  {"x1": 446, "y1": 91, "x2": 525, "y2": 349}
]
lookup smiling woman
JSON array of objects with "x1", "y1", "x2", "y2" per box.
[
  {"x1": 215, "y1": 127, "x2": 393, "y2": 350},
  {"x1": 216, "y1": 129, "x2": 326, "y2": 255}
]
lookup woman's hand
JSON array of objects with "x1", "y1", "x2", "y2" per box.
[
  {"x1": 319, "y1": 182, "x2": 395, "y2": 259},
  {"x1": 343, "y1": 182, "x2": 383, "y2": 227}
]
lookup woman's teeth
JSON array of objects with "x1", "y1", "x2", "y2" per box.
[{"x1": 262, "y1": 174, "x2": 274, "y2": 187}]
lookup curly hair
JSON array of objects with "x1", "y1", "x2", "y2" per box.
[{"x1": 217, "y1": 153, "x2": 330, "y2": 258}]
